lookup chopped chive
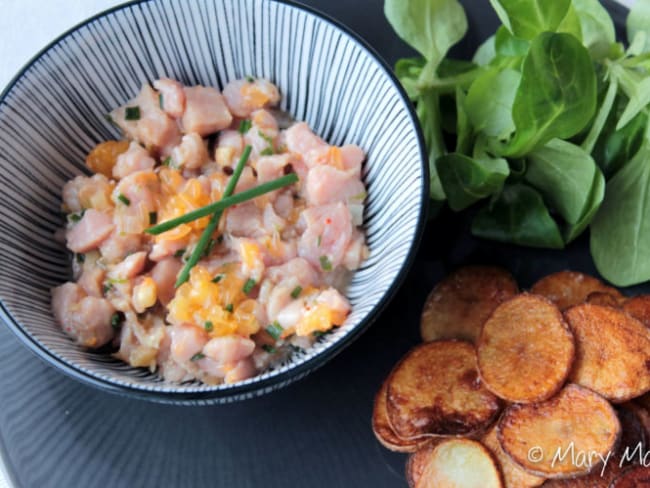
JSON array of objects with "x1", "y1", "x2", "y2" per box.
[
  {"x1": 146, "y1": 172, "x2": 298, "y2": 236},
  {"x1": 158, "y1": 93, "x2": 164, "y2": 110},
  {"x1": 149, "y1": 212, "x2": 157, "y2": 225},
  {"x1": 125, "y1": 106, "x2": 141, "y2": 121},
  {"x1": 262, "y1": 344, "x2": 277, "y2": 354},
  {"x1": 204, "y1": 321, "x2": 214, "y2": 332},
  {"x1": 103, "y1": 113, "x2": 116, "y2": 126},
  {"x1": 246, "y1": 76, "x2": 255, "y2": 83},
  {"x1": 190, "y1": 352, "x2": 205, "y2": 361},
  {"x1": 76, "y1": 253, "x2": 85, "y2": 263},
  {"x1": 319, "y1": 255, "x2": 332, "y2": 271},
  {"x1": 260, "y1": 147, "x2": 274, "y2": 156},
  {"x1": 162, "y1": 156, "x2": 173, "y2": 167},
  {"x1": 258, "y1": 131, "x2": 274, "y2": 145},
  {"x1": 68, "y1": 211, "x2": 84, "y2": 223},
  {"x1": 290, "y1": 286, "x2": 303, "y2": 299},
  {"x1": 265, "y1": 321, "x2": 284, "y2": 340},
  {"x1": 238, "y1": 119, "x2": 252, "y2": 134},
  {"x1": 225, "y1": 303, "x2": 234, "y2": 313},
  {"x1": 243, "y1": 278, "x2": 256, "y2": 294},
  {"x1": 174, "y1": 249, "x2": 186, "y2": 258},
  {"x1": 103, "y1": 283, "x2": 113, "y2": 294},
  {"x1": 107, "y1": 277, "x2": 128, "y2": 285},
  {"x1": 212, "y1": 274, "x2": 225, "y2": 283},
  {"x1": 317, "y1": 235, "x2": 322, "y2": 247},
  {"x1": 117, "y1": 193, "x2": 131, "y2": 206},
  {"x1": 110, "y1": 312, "x2": 122, "y2": 330}
]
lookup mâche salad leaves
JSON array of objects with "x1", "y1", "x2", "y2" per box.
[{"x1": 386, "y1": 0, "x2": 650, "y2": 286}]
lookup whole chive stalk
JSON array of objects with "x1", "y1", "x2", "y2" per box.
[
  {"x1": 174, "y1": 146, "x2": 252, "y2": 287},
  {"x1": 146, "y1": 170, "x2": 297, "y2": 235}
]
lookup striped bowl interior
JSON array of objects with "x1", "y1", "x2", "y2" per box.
[{"x1": 0, "y1": 0, "x2": 427, "y2": 404}]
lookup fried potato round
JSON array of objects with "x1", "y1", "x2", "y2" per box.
[
  {"x1": 623, "y1": 295, "x2": 650, "y2": 329},
  {"x1": 540, "y1": 455, "x2": 624, "y2": 487},
  {"x1": 617, "y1": 403, "x2": 649, "y2": 460},
  {"x1": 415, "y1": 438, "x2": 503, "y2": 488},
  {"x1": 420, "y1": 266, "x2": 518, "y2": 343},
  {"x1": 565, "y1": 304, "x2": 650, "y2": 402},
  {"x1": 610, "y1": 465, "x2": 650, "y2": 487},
  {"x1": 477, "y1": 294, "x2": 575, "y2": 403},
  {"x1": 85, "y1": 140, "x2": 130, "y2": 177},
  {"x1": 498, "y1": 384, "x2": 620, "y2": 478},
  {"x1": 586, "y1": 291, "x2": 625, "y2": 308},
  {"x1": 373, "y1": 379, "x2": 431, "y2": 453},
  {"x1": 481, "y1": 425, "x2": 545, "y2": 488},
  {"x1": 531, "y1": 271, "x2": 622, "y2": 311},
  {"x1": 406, "y1": 442, "x2": 442, "y2": 488},
  {"x1": 386, "y1": 341, "x2": 501, "y2": 438}
]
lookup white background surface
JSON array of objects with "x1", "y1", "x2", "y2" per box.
[{"x1": 0, "y1": 0, "x2": 638, "y2": 487}]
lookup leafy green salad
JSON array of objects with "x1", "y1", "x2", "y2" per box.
[{"x1": 386, "y1": 0, "x2": 650, "y2": 286}]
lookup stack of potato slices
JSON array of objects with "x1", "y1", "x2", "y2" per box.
[{"x1": 373, "y1": 267, "x2": 650, "y2": 487}]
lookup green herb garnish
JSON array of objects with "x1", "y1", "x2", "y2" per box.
[
  {"x1": 124, "y1": 106, "x2": 140, "y2": 121},
  {"x1": 68, "y1": 211, "x2": 84, "y2": 223},
  {"x1": 246, "y1": 76, "x2": 255, "y2": 83},
  {"x1": 211, "y1": 274, "x2": 225, "y2": 283},
  {"x1": 158, "y1": 93, "x2": 164, "y2": 110},
  {"x1": 319, "y1": 255, "x2": 332, "y2": 271},
  {"x1": 190, "y1": 352, "x2": 205, "y2": 361},
  {"x1": 262, "y1": 344, "x2": 277, "y2": 354},
  {"x1": 260, "y1": 147, "x2": 274, "y2": 156},
  {"x1": 224, "y1": 303, "x2": 234, "y2": 313},
  {"x1": 265, "y1": 321, "x2": 284, "y2": 340},
  {"x1": 290, "y1": 286, "x2": 302, "y2": 299},
  {"x1": 117, "y1": 193, "x2": 131, "y2": 206},
  {"x1": 110, "y1": 312, "x2": 122, "y2": 330},
  {"x1": 162, "y1": 156, "x2": 173, "y2": 167},
  {"x1": 243, "y1": 278, "x2": 256, "y2": 294},
  {"x1": 173, "y1": 146, "x2": 252, "y2": 287},
  {"x1": 238, "y1": 119, "x2": 252, "y2": 134},
  {"x1": 317, "y1": 235, "x2": 322, "y2": 247},
  {"x1": 149, "y1": 212, "x2": 157, "y2": 225},
  {"x1": 204, "y1": 321, "x2": 213, "y2": 332},
  {"x1": 174, "y1": 249, "x2": 186, "y2": 258},
  {"x1": 76, "y1": 253, "x2": 85, "y2": 263},
  {"x1": 146, "y1": 174, "x2": 297, "y2": 235}
]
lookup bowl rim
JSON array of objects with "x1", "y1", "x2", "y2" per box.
[{"x1": 0, "y1": 0, "x2": 430, "y2": 404}]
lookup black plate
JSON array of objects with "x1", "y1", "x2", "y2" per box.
[{"x1": 0, "y1": 1, "x2": 633, "y2": 487}]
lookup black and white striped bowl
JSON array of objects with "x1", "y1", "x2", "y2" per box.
[{"x1": 0, "y1": 0, "x2": 428, "y2": 404}]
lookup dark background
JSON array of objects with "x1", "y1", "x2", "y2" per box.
[{"x1": 0, "y1": 1, "x2": 631, "y2": 487}]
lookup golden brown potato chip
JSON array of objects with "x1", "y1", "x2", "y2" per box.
[
  {"x1": 623, "y1": 295, "x2": 650, "y2": 329},
  {"x1": 420, "y1": 266, "x2": 518, "y2": 343},
  {"x1": 85, "y1": 140, "x2": 130, "y2": 178},
  {"x1": 477, "y1": 294, "x2": 575, "y2": 403},
  {"x1": 498, "y1": 384, "x2": 620, "y2": 478},
  {"x1": 565, "y1": 304, "x2": 650, "y2": 402},
  {"x1": 617, "y1": 403, "x2": 649, "y2": 461},
  {"x1": 406, "y1": 442, "x2": 441, "y2": 488},
  {"x1": 481, "y1": 425, "x2": 545, "y2": 488},
  {"x1": 373, "y1": 379, "x2": 431, "y2": 453},
  {"x1": 386, "y1": 341, "x2": 500, "y2": 438},
  {"x1": 531, "y1": 271, "x2": 622, "y2": 311},
  {"x1": 540, "y1": 455, "x2": 624, "y2": 487},
  {"x1": 610, "y1": 465, "x2": 650, "y2": 487},
  {"x1": 415, "y1": 438, "x2": 503, "y2": 488},
  {"x1": 586, "y1": 291, "x2": 625, "y2": 308}
]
